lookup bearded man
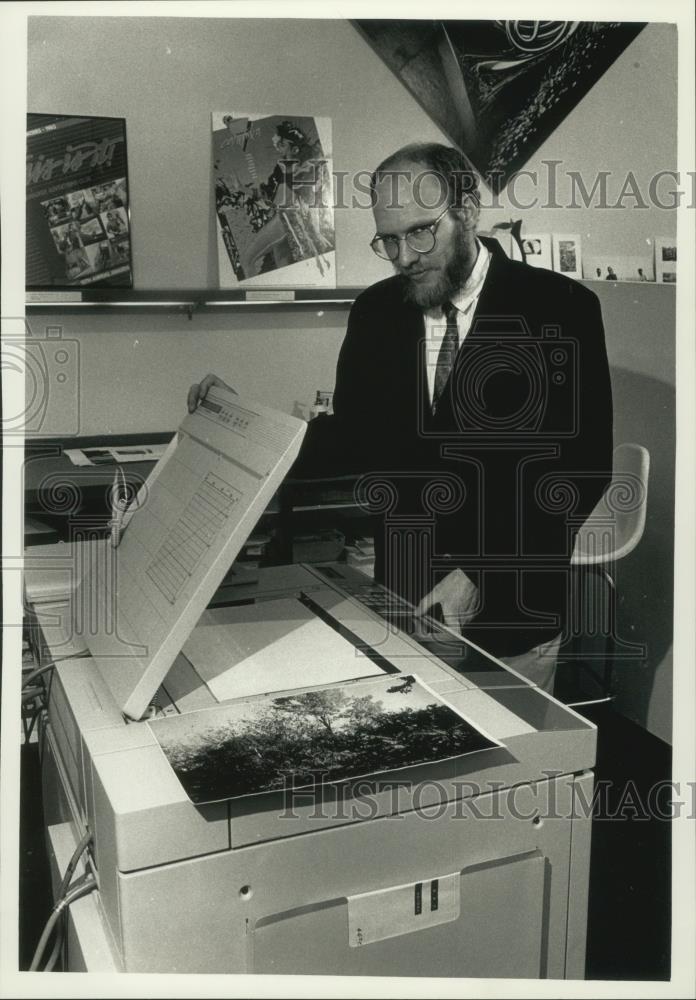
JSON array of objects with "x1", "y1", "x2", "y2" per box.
[{"x1": 189, "y1": 142, "x2": 613, "y2": 689}]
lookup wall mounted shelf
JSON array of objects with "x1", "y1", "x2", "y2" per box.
[{"x1": 25, "y1": 288, "x2": 364, "y2": 316}]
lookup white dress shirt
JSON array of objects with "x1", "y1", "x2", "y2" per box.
[{"x1": 424, "y1": 238, "x2": 491, "y2": 406}]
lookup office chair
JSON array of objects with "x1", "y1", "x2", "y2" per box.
[{"x1": 564, "y1": 443, "x2": 651, "y2": 706}]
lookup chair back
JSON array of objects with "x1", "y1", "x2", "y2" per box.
[{"x1": 571, "y1": 443, "x2": 650, "y2": 565}]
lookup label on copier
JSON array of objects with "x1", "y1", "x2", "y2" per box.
[{"x1": 348, "y1": 872, "x2": 460, "y2": 946}]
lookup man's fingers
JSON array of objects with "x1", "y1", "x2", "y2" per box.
[
  {"x1": 187, "y1": 384, "x2": 201, "y2": 413},
  {"x1": 187, "y1": 374, "x2": 237, "y2": 413},
  {"x1": 415, "y1": 586, "x2": 442, "y2": 618},
  {"x1": 202, "y1": 373, "x2": 237, "y2": 397},
  {"x1": 415, "y1": 597, "x2": 431, "y2": 617}
]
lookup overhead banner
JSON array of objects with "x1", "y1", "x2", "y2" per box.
[
  {"x1": 355, "y1": 20, "x2": 646, "y2": 191},
  {"x1": 26, "y1": 113, "x2": 133, "y2": 289},
  {"x1": 212, "y1": 112, "x2": 335, "y2": 288}
]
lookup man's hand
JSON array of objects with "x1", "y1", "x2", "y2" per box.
[
  {"x1": 415, "y1": 568, "x2": 479, "y2": 631},
  {"x1": 187, "y1": 373, "x2": 237, "y2": 413}
]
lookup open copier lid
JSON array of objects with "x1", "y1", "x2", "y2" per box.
[{"x1": 73, "y1": 388, "x2": 306, "y2": 720}]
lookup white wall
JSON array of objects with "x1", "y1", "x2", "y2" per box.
[{"x1": 27, "y1": 15, "x2": 447, "y2": 290}]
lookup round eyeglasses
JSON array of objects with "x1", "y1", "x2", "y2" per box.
[{"x1": 370, "y1": 205, "x2": 451, "y2": 261}]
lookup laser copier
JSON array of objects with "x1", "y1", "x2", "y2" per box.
[{"x1": 25, "y1": 390, "x2": 596, "y2": 977}]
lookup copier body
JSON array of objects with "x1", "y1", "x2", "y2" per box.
[{"x1": 32, "y1": 558, "x2": 596, "y2": 978}]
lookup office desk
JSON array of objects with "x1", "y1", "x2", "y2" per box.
[
  {"x1": 24, "y1": 433, "x2": 171, "y2": 542},
  {"x1": 24, "y1": 435, "x2": 368, "y2": 564}
]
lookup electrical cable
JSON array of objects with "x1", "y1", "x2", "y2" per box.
[
  {"x1": 21, "y1": 663, "x2": 56, "y2": 744},
  {"x1": 42, "y1": 917, "x2": 65, "y2": 973},
  {"x1": 28, "y1": 833, "x2": 94, "y2": 972},
  {"x1": 57, "y1": 831, "x2": 93, "y2": 900},
  {"x1": 29, "y1": 874, "x2": 97, "y2": 972},
  {"x1": 21, "y1": 661, "x2": 55, "y2": 690},
  {"x1": 29, "y1": 906, "x2": 64, "y2": 971}
]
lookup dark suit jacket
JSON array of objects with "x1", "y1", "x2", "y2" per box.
[{"x1": 293, "y1": 237, "x2": 613, "y2": 656}]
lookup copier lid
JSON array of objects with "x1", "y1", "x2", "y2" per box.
[{"x1": 74, "y1": 389, "x2": 306, "y2": 721}]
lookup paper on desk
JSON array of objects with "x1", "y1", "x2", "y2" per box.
[
  {"x1": 64, "y1": 444, "x2": 168, "y2": 467},
  {"x1": 183, "y1": 597, "x2": 384, "y2": 701}
]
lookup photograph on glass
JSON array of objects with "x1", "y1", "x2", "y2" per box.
[{"x1": 149, "y1": 673, "x2": 501, "y2": 804}]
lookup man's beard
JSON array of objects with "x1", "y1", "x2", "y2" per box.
[{"x1": 397, "y1": 226, "x2": 475, "y2": 308}]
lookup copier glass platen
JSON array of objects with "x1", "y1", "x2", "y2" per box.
[{"x1": 29, "y1": 392, "x2": 598, "y2": 978}]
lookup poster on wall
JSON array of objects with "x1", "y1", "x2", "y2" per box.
[
  {"x1": 212, "y1": 112, "x2": 335, "y2": 288},
  {"x1": 355, "y1": 20, "x2": 646, "y2": 192},
  {"x1": 26, "y1": 114, "x2": 133, "y2": 289}
]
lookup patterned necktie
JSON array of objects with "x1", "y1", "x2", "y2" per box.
[{"x1": 432, "y1": 301, "x2": 460, "y2": 412}]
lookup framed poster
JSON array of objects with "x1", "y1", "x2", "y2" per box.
[
  {"x1": 212, "y1": 112, "x2": 335, "y2": 288},
  {"x1": 552, "y1": 234, "x2": 583, "y2": 279},
  {"x1": 26, "y1": 113, "x2": 133, "y2": 289}
]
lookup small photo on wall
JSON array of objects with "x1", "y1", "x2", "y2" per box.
[
  {"x1": 521, "y1": 234, "x2": 552, "y2": 270},
  {"x1": 583, "y1": 255, "x2": 654, "y2": 282},
  {"x1": 654, "y1": 238, "x2": 677, "y2": 283},
  {"x1": 552, "y1": 234, "x2": 582, "y2": 279}
]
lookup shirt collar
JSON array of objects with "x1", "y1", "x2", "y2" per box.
[
  {"x1": 449, "y1": 237, "x2": 490, "y2": 314},
  {"x1": 425, "y1": 237, "x2": 490, "y2": 320}
]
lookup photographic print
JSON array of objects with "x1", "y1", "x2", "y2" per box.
[
  {"x1": 67, "y1": 187, "x2": 98, "y2": 220},
  {"x1": 654, "y1": 237, "x2": 677, "y2": 283},
  {"x1": 77, "y1": 217, "x2": 106, "y2": 243},
  {"x1": 91, "y1": 176, "x2": 127, "y2": 211},
  {"x1": 26, "y1": 113, "x2": 133, "y2": 288},
  {"x1": 521, "y1": 233, "x2": 552, "y2": 269},
  {"x1": 552, "y1": 233, "x2": 582, "y2": 278},
  {"x1": 212, "y1": 111, "x2": 335, "y2": 288},
  {"x1": 355, "y1": 20, "x2": 645, "y2": 190},
  {"x1": 149, "y1": 673, "x2": 501, "y2": 804}
]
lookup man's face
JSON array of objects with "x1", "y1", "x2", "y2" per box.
[{"x1": 371, "y1": 164, "x2": 478, "y2": 309}]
